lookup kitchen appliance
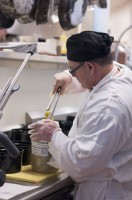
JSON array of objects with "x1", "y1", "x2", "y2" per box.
[
  {"x1": 0, "y1": 44, "x2": 36, "y2": 186},
  {"x1": 13, "y1": 141, "x2": 31, "y2": 166},
  {"x1": 0, "y1": 7, "x2": 15, "y2": 29},
  {"x1": 0, "y1": 44, "x2": 36, "y2": 112}
]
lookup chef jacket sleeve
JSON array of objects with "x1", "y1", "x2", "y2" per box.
[{"x1": 50, "y1": 113, "x2": 123, "y2": 180}]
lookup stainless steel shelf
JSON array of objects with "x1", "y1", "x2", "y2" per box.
[{"x1": 0, "y1": 51, "x2": 67, "y2": 69}]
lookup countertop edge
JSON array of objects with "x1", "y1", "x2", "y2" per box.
[{"x1": 9, "y1": 172, "x2": 74, "y2": 200}]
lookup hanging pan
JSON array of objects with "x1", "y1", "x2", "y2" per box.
[
  {"x1": 17, "y1": 0, "x2": 37, "y2": 24},
  {"x1": 0, "y1": 0, "x2": 36, "y2": 19},
  {"x1": 35, "y1": 0, "x2": 54, "y2": 25},
  {"x1": 0, "y1": 8, "x2": 15, "y2": 29},
  {"x1": 58, "y1": 0, "x2": 88, "y2": 30}
]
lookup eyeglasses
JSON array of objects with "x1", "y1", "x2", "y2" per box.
[{"x1": 69, "y1": 62, "x2": 84, "y2": 76}]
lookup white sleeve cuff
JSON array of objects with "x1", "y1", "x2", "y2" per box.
[{"x1": 51, "y1": 130, "x2": 68, "y2": 150}]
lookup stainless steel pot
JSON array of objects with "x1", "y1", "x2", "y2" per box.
[{"x1": 31, "y1": 141, "x2": 58, "y2": 173}]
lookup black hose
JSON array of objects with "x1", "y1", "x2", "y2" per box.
[{"x1": 0, "y1": 132, "x2": 20, "y2": 158}]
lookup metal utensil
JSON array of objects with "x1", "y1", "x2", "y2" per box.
[
  {"x1": 0, "y1": 44, "x2": 36, "y2": 112},
  {"x1": 44, "y1": 86, "x2": 61, "y2": 119}
]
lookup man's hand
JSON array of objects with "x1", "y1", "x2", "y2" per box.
[
  {"x1": 28, "y1": 119, "x2": 61, "y2": 142},
  {"x1": 52, "y1": 71, "x2": 72, "y2": 95}
]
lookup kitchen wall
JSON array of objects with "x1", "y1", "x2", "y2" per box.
[
  {"x1": 109, "y1": 0, "x2": 132, "y2": 47},
  {"x1": 0, "y1": 62, "x2": 86, "y2": 128}
]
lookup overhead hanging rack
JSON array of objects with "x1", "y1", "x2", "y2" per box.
[{"x1": 0, "y1": 0, "x2": 107, "y2": 30}]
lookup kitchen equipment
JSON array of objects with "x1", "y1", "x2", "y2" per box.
[
  {"x1": 0, "y1": 131, "x2": 19, "y2": 158},
  {"x1": 35, "y1": 0, "x2": 58, "y2": 25},
  {"x1": 31, "y1": 87, "x2": 61, "y2": 173},
  {"x1": 13, "y1": 142, "x2": 31, "y2": 166},
  {"x1": 0, "y1": 8, "x2": 15, "y2": 29},
  {"x1": 35, "y1": 0, "x2": 50, "y2": 25},
  {"x1": 26, "y1": 106, "x2": 78, "y2": 125},
  {"x1": 31, "y1": 146, "x2": 58, "y2": 173},
  {"x1": 112, "y1": 41, "x2": 126, "y2": 64},
  {"x1": 0, "y1": 147, "x2": 23, "y2": 174},
  {"x1": 97, "y1": 0, "x2": 107, "y2": 8},
  {"x1": 0, "y1": 45, "x2": 36, "y2": 186},
  {"x1": 59, "y1": 115, "x2": 75, "y2": 136},
  {"x1": 0, "y1": 0, "x2": 36, "y2": 19},
  {"x1": 0, "y1": 131, "x2": 20, "y2": 186},
  {"x1": 45, "y1": 86, "x2": 61, "y2": 119},
  {"x1": 0, "y1": 124, "x2": 25, "y2": 140},
  {"x1": 0, "y1": 169, "x2": 5, "y2": 186},
  {"x1": 0, "y1": 0, "x2": 22, "y2": 19},
  {"x1": 13, "y1": 0, "x2": 36, "y2": 15},
  {"x1": 17, "y1": 0, "x2": 37, "y2": 24},
  {"x1": 12, "y1": 127, "x2": 31, "y2": 142},
  {"x1": 17, "y1": 14, "x2": 34, "y2": 24},
  {"x1": 114, "y1": 24, "x2": 132, "y2": 63},
  {"x1": 0, "y1": 44, "x2": 36, "y2": 112},
  {"x1": 0, "y1": 0, "x2": 107, "y2": 32},
  {"x1": 58, "y1": 0, "x2": 88, "y2": 30},
  {"x1": 2, "y1": 172, "x2": 74, "y2": 200},
  {"x1": 1, "y1": 127, "x2": 31, "y2": 166}
]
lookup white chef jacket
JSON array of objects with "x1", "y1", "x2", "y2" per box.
[{"x1": 49, "y1": 62, "x2": 132, "y2": 200}]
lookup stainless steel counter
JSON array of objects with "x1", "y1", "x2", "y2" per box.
[{"x1": 8, "y1": 172, "x2": 74, "y2": 200}]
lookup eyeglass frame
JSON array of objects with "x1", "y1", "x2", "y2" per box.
[{"x1": 69, "y1": 62, "x2": 85, "y2": 76}]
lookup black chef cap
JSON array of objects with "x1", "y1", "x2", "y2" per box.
[{"x1": 66, "y1": 31, "x2": 114, "y2": 62}]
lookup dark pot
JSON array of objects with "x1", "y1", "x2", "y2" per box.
[
  {"x1": 0, "y1": 8, "x2": 15, "y2": 29},
  {"x1": 12, "y1": 128, "x2": 31, "y2": 142},
  {"x1": 13, "y1": 142, "x2": 31, "y2": 166},
  {"x1": 0, "y1": 147, "x2": 23, "y2": 174}
]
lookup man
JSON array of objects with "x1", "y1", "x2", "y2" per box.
[{"x1": 29, "y1": 31, "x2": 132, "y2": 200}]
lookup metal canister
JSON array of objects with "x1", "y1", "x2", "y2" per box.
[{"x1": 31, "y1": 141, "x2": 58, "y2": 173}]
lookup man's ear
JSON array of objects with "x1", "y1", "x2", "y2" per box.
[{"x1": 85, "y1": 62, "x2": 95, "y2": 71}]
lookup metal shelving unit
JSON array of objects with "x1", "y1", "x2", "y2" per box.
[{"x1": 0, "y1": 51, "x2": 67, "y2": 70}]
